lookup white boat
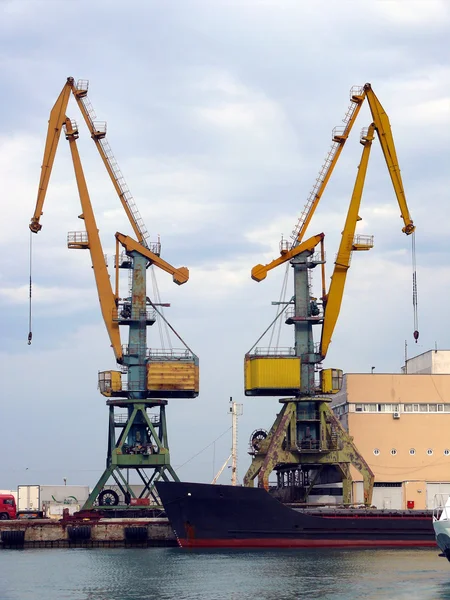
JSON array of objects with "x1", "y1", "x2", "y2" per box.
[{"x1": 433, "y1": 495, "x2": 450, "y2": 561}]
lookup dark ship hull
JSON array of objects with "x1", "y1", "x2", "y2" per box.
[{"x1": 156, "y1": 481, "x2": 436, "y2": 549}]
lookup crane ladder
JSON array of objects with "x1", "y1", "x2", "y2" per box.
[
  {"x1": 290, "y1": 86, "x2": 364, "y2": 248},
  {"x1": 75, "y1": 80, "x2": 150, "y2": 248}
]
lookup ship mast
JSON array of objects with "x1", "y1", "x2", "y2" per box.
[{"x1": 230, "y1": 398, "x2": 243, "y2": 486}]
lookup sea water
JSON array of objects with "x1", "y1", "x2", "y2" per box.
[{"x1": 0, "y1": 547, "x2": 450, "y2": 599}]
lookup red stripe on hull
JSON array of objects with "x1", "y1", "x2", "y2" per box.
[{"x1": 178, "y1": 538, "x2": 437, "y2": 549}]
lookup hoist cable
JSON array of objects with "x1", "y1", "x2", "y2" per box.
[
  {"x1": 150, "y1": 266, "x2": 172, "y2": 350},
  {"x1": 275, "y1": 264, "x2": 290, "y2": 349},
  {"x1": 268, "y1": 263, "x2": 290, "y2": 349},
  {"x1": 148, "y1": 298, "x2": 194, "y2": 354},
  {"x1": 411, "y1": 232, "x2": 419, "y2": 342},
  {"x1": 150, "y1": 266, "x2": 165, "y2": 351},
  {"x1": 27, "y1": 231, "x2": 33, "y2": 345},
  {"x1": 248, "y1": 297, "x2": 292, "y2": 355}
]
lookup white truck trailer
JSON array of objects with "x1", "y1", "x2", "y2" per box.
[{"x1": 17, "y1": 485, "x2": 90, "y2": 518}]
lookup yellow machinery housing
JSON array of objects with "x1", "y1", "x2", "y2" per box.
[
  {"x1": 147, "y1": 361, "x2": 199, "y2": 395},
  {"x1": 320, "y1": 368, "x2": 343, "y2": 394},
  {"x1": 99, "y1": 359, "x2": 199, "y2": 399},
  {"x1": 245, "y1": 355, "x2": 301, "y2": 396}
]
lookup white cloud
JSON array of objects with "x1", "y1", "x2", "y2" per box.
[{"x1": 372, "y1": 0, "x2": 450, "y2": 26}]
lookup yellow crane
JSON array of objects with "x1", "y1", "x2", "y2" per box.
[
  {"x1": 243, "y1": 83, "x2": 417, "y2": 506},
  {"x1": 29, "y1": 78, "x2": 199, "y2": 509}
]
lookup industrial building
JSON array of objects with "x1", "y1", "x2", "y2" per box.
[{"x1": 332, "y1": 350, "x2": 450, "y2": 510}]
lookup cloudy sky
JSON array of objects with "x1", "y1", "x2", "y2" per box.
[{"x1": 1, "y1": 0, "x2": 449, "y2": 491}]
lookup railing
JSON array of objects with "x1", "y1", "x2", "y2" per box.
[
  {"x1": 63, "y1": 119, "x2": 79, "y2": 137},
  {"x1": 250, "y1": 347, "x2": 296, "y2": 357},
  {"x1": 332, "y1": 126, "x2": 346, "y2": 140},
  {"x1": 114, "y1": 251, "x2": 133, "y2": 268},
  {"x1": 148, "y1": 241, "x2": 162, "y2": 256},
  {"x1": 148, "y1": 348, "x2": 194, "y2": 360},
  {"x1": 117, "y1": 381, "x2": 143, "y2": 392},
  {"x1": 279, "y1": 237, "x2": 290, "y2": 254},
  {"x1": 114, "y1": 412, "x2": 159, "y2": 425},
  {"x1": 112, "y1": 306, "x2": 156, "y2": 322},
  {"x1": 285, "y1": 304, "x2": 323, "y2": 321},
  {"x1": 353, "y1": 234, "x2": 374, "y2": 249},
  {"x1": 360, "y1": 127, "x2": 369, "y2": 141},
  {"x1": 76, "y1": 79, "x2": 89, "y2": 93},
  {"x1": 296, "y1": 410, "x2": 320, "y2": 420},
  {"x1": 432, "y1": 494, "x2": 450, "y2": 521},
  {"x1": 296, "y1": 439, "x2": 321, "y2": 451},
  {"x1": 350, "y1": 85, "x2": 365, "y2": 99},
  {"x1": 307, "y1": 250, "x2": 326, "y2": 264},
  {"x1": 67, "y1": 231, "x2": 88, "y2": 245},
  {"x1": 92, "y1": 121, "x2": 107, "y2": 137},
  {"x1": 121, "y1": 345, "x2": 194, "y2": 360}
]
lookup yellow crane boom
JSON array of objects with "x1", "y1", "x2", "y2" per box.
[
  {"x1": 251, "y1": 233, "x2": 325, "y2": 282},
  {"x1": 364, "y1": 84, "x2": 414, "y2": 235},
  {"x1": 319, "y1": 125, "x2": 375, "y2": 359},
  {"x1": 64, "y1": 119, "x2": 123, "y2": 362},
  {"x1": 115, "y1": 233, "x2": 189, "y2": 286},
  {"x1": 30, "y1": 83, "x2": 72, "y2": 233},
  {"x1": 251, "y1": 84, "x2": 414, "y2": 284},
  {"x1": 29, "y1": 77, "x2": 151, "y2": 246},
  {"x1": 288, "y1": 82, "x2": 413, "y2": 251}
]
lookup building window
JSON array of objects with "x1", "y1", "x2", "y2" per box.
[
  {"x1": 364, "y1": 404, "x2": 377, "y2": 412},
  {"x1": 403, "y1": 403, "x2": 448, "y2": 413},
  {"x1": 391, "y1": 449, "x2": 397, "y2": 456},
  {"x1": 355, "y1": 404, "x2": 363, "y2": 412},
  {"x1": 427, "y1": 449, "x2": 433, "y2": 456},
  {"x1": 444, "y1": 449, "x2": 450, "y2": 456},
  {"x1": 409, "y1": 448, "x2": 416, "y2": 455},
  {"x1": 379, "y1": 404, "x2": 400, "y2": 413},
  {"x1": 373, "y1": 449, "x2": 380, "y2": 456}
]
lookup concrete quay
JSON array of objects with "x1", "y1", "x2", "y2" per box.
[{"x1": 0, "y1": 517, "x2": 177, "y2": 548}]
